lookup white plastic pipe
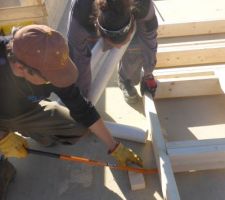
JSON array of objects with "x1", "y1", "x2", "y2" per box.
[
  {"x1": 104, "y1": 121, "x2": 148, "y2": 143},
  {"x1": 89, "y1": 25, "x2": 148, "y2": 143},
  {"x1": 91, "y1": 38, "x2": 110, "y2": 79},
  {"x1": 89, "y1": 25, "x2": 136, "y2": 105}
]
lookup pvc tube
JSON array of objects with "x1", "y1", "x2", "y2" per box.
[
  {"x1": 89, "y1": 25, "x2": 148, "y2": 143},
  {"x1": 104, "y1": 121, "x2": 148, "y2": 143},
  {"x1": 88, "y1": 25, "x2": 136, "y2": 104},
  {"x1": 91, "y1": 38, "x2": 110, "y2": 79}
]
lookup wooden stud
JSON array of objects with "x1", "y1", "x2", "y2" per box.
[
  {"x1": 157, "y1": 39, "x2": 225, "y2": 68},
  {"x1": 144, "y1": 93, "x2": 180, "y2": 200},
  {"x1": 0, "y1": 4, "x2": 48, "y2": 25},
  {"x1": 155, "y1": 75, "x2": 223, "y2": 99},
  {"x1": 167, "y1": 139, "x2": 225, "y2": 172},
  {"x1": 153, "y1": 65, "x2": 225, "y2": 99},
  {"x1": 19, "y1": 0, "x2": 41, "y2": 6},
  {"x1": 128, "y1": 171, "x2": 146, "y2": 191},
  {"x1": 158, "y1": 19, "x2": 225, "y2": 38}
]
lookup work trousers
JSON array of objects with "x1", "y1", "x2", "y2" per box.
[{"x1": 0, "y1": 100, "x2": 89, "y2": 146}]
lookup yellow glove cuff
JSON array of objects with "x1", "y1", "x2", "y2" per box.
[{"x1": 0, "y1": 132, "x2": 28, "y2": 158}]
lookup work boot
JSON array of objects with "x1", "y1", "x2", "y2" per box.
[
  {"x1": 118, "y1": 79, "x2": 139, "y2": 104},
  {"x1": 0, "y1": 156, "x2": 16, "y2": 200},
  {"x1": 140, "y1": 74, "x2": 157, "y2": 97}
]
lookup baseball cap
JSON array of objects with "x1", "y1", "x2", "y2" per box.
[{"x1": 12, "y1": 24, "x2": 78, "y2": 88}]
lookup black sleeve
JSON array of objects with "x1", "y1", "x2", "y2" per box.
[{"x1": 55, "y1": 85, "x2": 100, "y2": 127}]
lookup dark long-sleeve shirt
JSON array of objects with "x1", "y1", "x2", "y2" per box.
[{"x1": 0, "y1": 36, "x2": 100, "y2": 127}]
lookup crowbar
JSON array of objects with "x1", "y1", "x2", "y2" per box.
[{"x1": 27, "y1": 148, "x2": 158, "y2": 175}]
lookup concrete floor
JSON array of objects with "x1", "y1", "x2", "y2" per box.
[
  {"x1": 3, "y1": 0, "x2": 225, "y2": 199},
  {"x1": 7, "y1": 69, "x2": 225, "y2": 200}
]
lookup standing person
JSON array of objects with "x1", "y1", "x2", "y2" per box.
[
  {"x1": 67, "y1": 0, "x2": 158, "y2": 103},
  {"x1": 0, "y1": 24, "x2": 142, "y2": 199}
]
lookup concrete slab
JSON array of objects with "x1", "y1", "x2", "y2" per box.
[{"x1": 8, "y1": 131, "x2": 159, "y2": 200}]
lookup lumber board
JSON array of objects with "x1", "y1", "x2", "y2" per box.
[
  {"x1": 144, "y1": 93, "x2": 180, "y2": 200},
  {"x1": 0, "y1": 4, "x2": 47, "y2": 23},
  {"x1": 154, "y1": 0, "x2": 225, "y2": 22},
  {"x1": 158, "y1": 19, "x2": 225, "y2": 38},
  {"x1": 167, "y1": 138, "x2": 225, "y2": 172},
  {"x1": 157, "y1": 40, "x2": 225, "y2": 68},
  {"x1": 155, "y1": 75, "x2": 223, "y2": 99},
  {"x1": 128, "y1": 171, "x2": 146, "y2": 191},
  {"x1": 19, "y1": 0, "x2": 41, "y2": 6},
  {"x1": 154, "y1": 65, "x2": 225, "y2": 77},
  {"x1": 153, "y1": 65, "x2": 225, "y2": 98},
  {"x1": 154, "y1": 0, "x2": 225, "y2": 38}
]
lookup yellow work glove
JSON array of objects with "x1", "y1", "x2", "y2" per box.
[
  {"x1": 0, "y1": 132, "x2": 28, "y2": 158},
  {"x1": 110, "y1": 143, "x2": 143, "y2": 167}
]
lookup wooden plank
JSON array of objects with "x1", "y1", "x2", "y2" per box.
[
  {"x1": 19, "y1": 0, "x2": 41, "y2": 6},
  {"x1": 144, "y1": 93, "x2": 180, "y2": 200},
  {"x1": 128, "y1": 171, "x2": 146, "y2": 191},
  {"x1": 154, "y1": 65, "x2": 219, "y2": 79},
  {"x1": 154, "y1": 64, "x2": 225, "y2": 79},
  {"x1": 154, "y1": 0, "x2": 225, "y2": 38},
  {"x1": 153, "y1": 65, "x2": 225, "y2": 98},
  {"x1": 157, "y1": 40, "x2": 225, "y2": 68},
  {"x1": 0, "y1": 4, "x2": 47, "y2": 22},
  {"x1": 158, "y1": 19, "x2": 225, "y2": 38},
  {"x1": 155, "y1": 75, "x2": 223, "y2": 99},
  {"x1": 154, "y1": 0, "x2": 225, "y2": 22},
  {"x1": 167, "y1": 138, "x2": 225, "y2": 172}
]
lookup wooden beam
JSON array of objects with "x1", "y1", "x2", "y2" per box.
[
  {"x1": 155, "y1": 75, "x2": 223, "y2": 99},
  {"x1": 0, "y1": 4, "x2": 48, "y2": 23},
  {"x1": 128, "y1": 171, "x2": 146, "y2": 191},
  {"x1": 158, "y1": 19, "x2": 225, "y2": 38},
  {"x1": 19, "y1": 0, "x2": 41, "y2": 6},
  {"x1": 157, "y1": 39, "x2": 225, "y2": 68},
  {"x1": 153, "y1": 65, "x2": 225, "y2": 99},
  {"x1": 154, "y1": 65, "x2": 218, "y2": 79},
  {"x1": 167, "y1": 138, "x2": 225, "y2": 172},
  {"x1": 144, "y1": 93, "x2": 180, "y2": 200}
]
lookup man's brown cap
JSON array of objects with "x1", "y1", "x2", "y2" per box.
[{"x1": 12, "y1": 24, "x2": 78, "y2": 88}]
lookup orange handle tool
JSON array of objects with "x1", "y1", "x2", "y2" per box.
[{"x1": 27, "y1": 148, "x2": 158, "y2": 174}]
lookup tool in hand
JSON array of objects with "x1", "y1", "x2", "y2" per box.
[{"x1": 27, "y1": 148, "x2": 158, "y2": 175}]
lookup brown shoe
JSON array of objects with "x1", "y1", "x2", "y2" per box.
[{"x1": 0, "y1": 156, "x2": 16, "y2": 200}]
